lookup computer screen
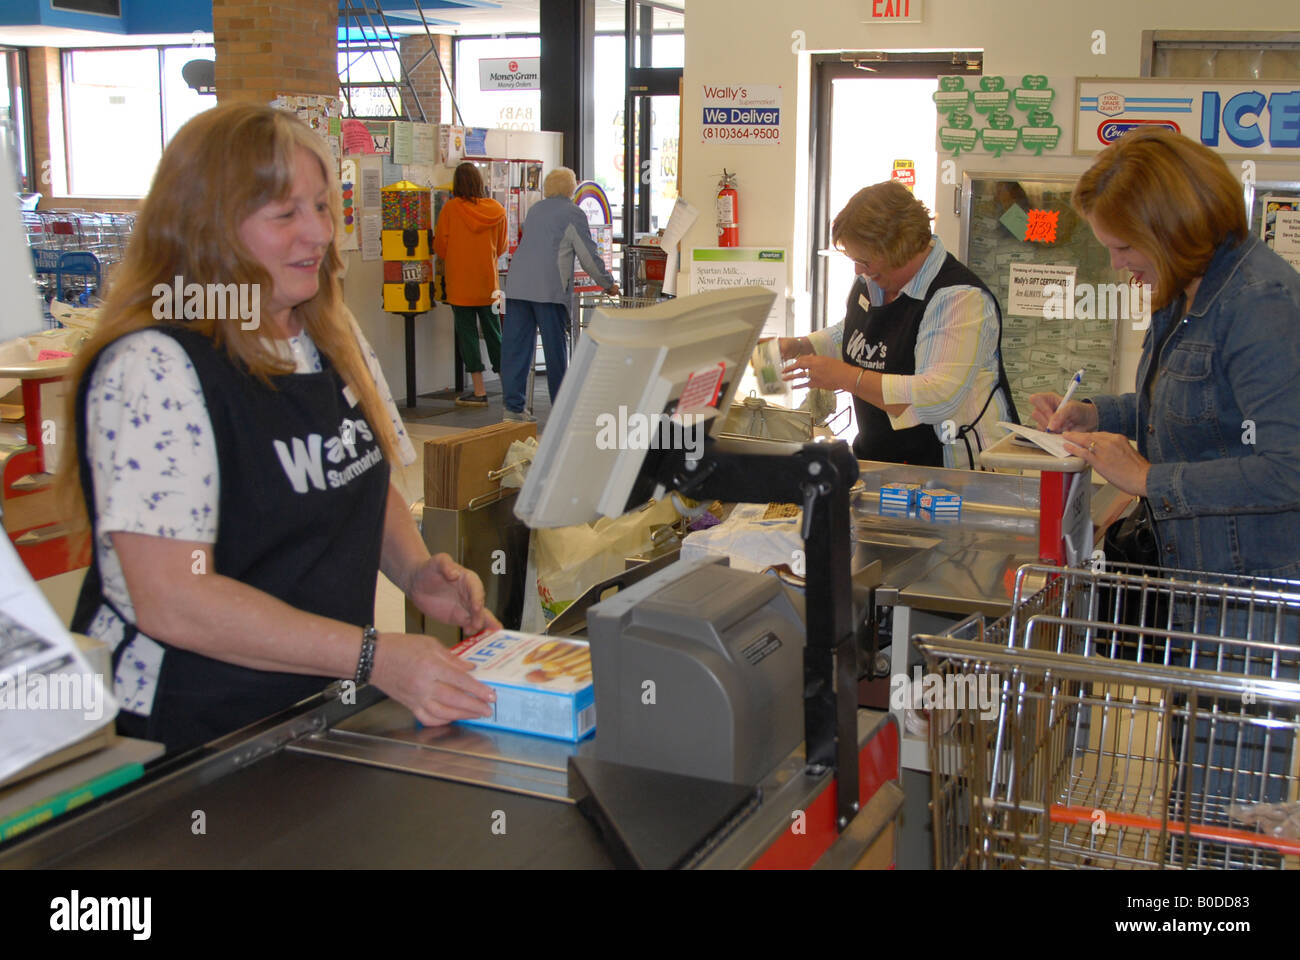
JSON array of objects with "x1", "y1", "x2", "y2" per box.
[{"x1": 515, "y1": 285, "x2": 775, "y2": 528}]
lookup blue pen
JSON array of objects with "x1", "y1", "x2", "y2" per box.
[{"x1": 1051, "y1": 369, "x2": 1085, "y2": 432}]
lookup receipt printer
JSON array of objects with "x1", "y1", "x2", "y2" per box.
[{"x1": 585, "y1": 557, "x2": 805, "y2": 785}]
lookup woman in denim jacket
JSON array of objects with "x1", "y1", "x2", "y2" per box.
[
  {"x1": 1030, "y1": 130, "x2": 1300, "y2": 848},
  {"x1": 1031, "y1": 128, "x2": 1300, "y2": 580}
]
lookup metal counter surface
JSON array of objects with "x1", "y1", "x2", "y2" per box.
[
  {"x1": 850, "y1": 460, "x2": 1132, "y2": 617},
  {"x1": 0, "y1": 692, "x2": 614, "y2": 870},
  {"x1": 41, "y1": 750, "x2": 614, "y2": 870},
  {"x1": 0, "y1": 688, "x2": 897, "y2": 870}
]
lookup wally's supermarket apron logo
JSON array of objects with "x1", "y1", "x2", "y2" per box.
[
  {"x1": 845, "y1": 330, "x2": 888, "y2": 370},
  {"x1": 273, "y1": 417, "x2": 382, "y2": 493}
]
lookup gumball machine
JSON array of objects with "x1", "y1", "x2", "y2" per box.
[
  {"x1": 381, "y1": 179, "x2": 433, "y2": 313},
  {"x1": 380, "y1": 180, "x2": 433, "y2": 408}
]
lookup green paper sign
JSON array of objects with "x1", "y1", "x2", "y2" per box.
[
  {"x1": 1021, "y1": 109, "x2": 1061, "y2": 155},
  {"x1": 1015, "y1": 80, "x2": 1056, "y2": 112},
  {"x1": 933, "y1": 76, "x2": 971, "y2": 114},
  {"x1": 999, "y1": 204, "x2": 1031, "y2": 239},
  {"x1": 973, "y1": 75, "x2": 1009, "y2": 114},
  {"x1": 987, "y1": 109, "x2": 1015, "y2": 130},
  {"x1": 981, "y1": 128, "x2": 1020, "y2": 157},
  {"x1": 980, "y1": 109, "x2": 1018, "y2": 157},
  {"x1": 939, "y1": 110, "x2": 978, "y2": 154}
]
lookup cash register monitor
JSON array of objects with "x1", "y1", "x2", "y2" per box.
[{"x1": 515, "y1": 285, "x2": 775, "y2": 528}]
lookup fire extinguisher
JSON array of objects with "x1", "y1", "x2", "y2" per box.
[{"x1": 716, "y1": 169, "x2": 739, "y2": 247}]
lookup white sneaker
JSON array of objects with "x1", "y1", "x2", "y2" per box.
[{"x1": 503, "y1": 409, "x2": 536, "y2": 422}]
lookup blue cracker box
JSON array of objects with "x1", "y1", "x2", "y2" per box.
[
  {"x1": 450, "y1": 631, "x2": 596, "y2": 742},
  {"x1": 880, "y1": 482, "x2": 921, "y2": 513},
  {"x1": 917, "y1": 488, "x2": 962, "y2": 518}
]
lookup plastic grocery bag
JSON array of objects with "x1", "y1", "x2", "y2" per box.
[{"x1": 521, "y1": 497, "x2": 681, "y2": 632}]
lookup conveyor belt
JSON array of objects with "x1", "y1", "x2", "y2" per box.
[
  {"x1": 36, "y1": 750, "x2": 612, "y2": 869},
  {"x1": 0, "y1": 687, "x2": 898, "y2": 869}
]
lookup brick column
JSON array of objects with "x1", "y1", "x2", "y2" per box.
[
  {"x1": 213, "y1": 0, "x2": 339, "y2": 104},
  {"x1": 398, "y1": 34, "x2": 453, "y2": 123},
  {"x1": 25, "y1": 47, "x2": 67, "y2": 201}
]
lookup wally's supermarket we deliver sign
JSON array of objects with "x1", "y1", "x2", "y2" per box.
[{"x1": 701, "y1": 84, "x2": 783, "y2": 145}]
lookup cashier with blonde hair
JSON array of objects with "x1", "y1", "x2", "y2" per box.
[
  {"x1": 782, "y1": 181, "x2": 1016, "y2": 469},
  {"x1": 59, "y1": 103, "x2": 499, "y2": 754}
]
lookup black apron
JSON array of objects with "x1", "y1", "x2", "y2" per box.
[
  {"x1": 843, "y1": 253, "x2": 1017, "y2": 467},
  {"x1": 71, "y1": 325, "x2": 390, "y2": 754}
]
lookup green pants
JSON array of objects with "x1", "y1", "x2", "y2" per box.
[{"x1": 451, "y1": 304, "x2": 502, "y2": 375}]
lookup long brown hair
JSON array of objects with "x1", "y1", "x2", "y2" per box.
[
  {"x1": 452, "y1": 162, "x2": 486, "y2": 201},
  {"x1": 1073, "y1": 128, "x2": 1247, "y2": 310},
  {"x1": 58, "y1": 102, "x2": 401, "y2": 530}
]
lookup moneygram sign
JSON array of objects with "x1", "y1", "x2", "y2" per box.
[{"x1": 480, "y1": 57, "x2": 540, "y2": 92}]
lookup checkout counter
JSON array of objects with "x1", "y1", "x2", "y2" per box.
[
  {"x1": 0, "y1": 288, "x2": 905, "y2": 871},
  {"x1": 0, "y1": 453, "x2": 1126, "y2": 871},
  {"x1": 0, "y1": 286, "x2": 1131, "y2": 871}
]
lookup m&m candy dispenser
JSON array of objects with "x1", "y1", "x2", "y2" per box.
[{"x1": 381, "y1": 180, "x2": 433, "y2": 313}]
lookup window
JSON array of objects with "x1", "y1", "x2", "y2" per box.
[
  {"x1": 453, "y1": 36, "x2": 541, "y2": 133},
  {"x1": 339, "y1": 42, "x2": 404, "y2": 119},
  {"x1": 1142, "y1": 30, "x2": 1300, "y2": 79},
  {"x1": 0, "y1": 46, "x2": 31, "y2": 191},
  {"x1": 62, "y1": 46, "x2": 215, "y2": 197}
]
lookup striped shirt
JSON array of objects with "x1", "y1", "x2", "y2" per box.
[{"x1": 809, "y1": 236, "x2": 1009, "y2": 469}]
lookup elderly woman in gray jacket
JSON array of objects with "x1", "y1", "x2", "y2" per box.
[{"x1": 501, "y1": 167, "x2": 618, "y2": 420}]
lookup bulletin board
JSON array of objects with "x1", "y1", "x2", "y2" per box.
[{"x1": 960, "y1": 172, "x2": 1128, "y2": 419}]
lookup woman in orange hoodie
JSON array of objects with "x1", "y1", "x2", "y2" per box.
[{"x1": 433, "y1": 163, "x2": 508, "y2": 406}]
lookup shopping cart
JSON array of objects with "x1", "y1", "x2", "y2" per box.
[
  {"x1": 22, "y1": 210, "x2": 135, "y2": 319},
  {"x1": 918, "y1": 561, "x2": 1300, "y2": 869},
  {"x1": 575, "y1": 292, "x2": 664, "y2": 354}
]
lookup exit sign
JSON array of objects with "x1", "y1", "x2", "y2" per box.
[{"x1": 865, "y1": 0, "x2": 922, "y2": 22}]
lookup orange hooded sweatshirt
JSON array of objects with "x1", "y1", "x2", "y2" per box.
[{"x1": 433, "y1": 196, "x2": 509, "y2": 307}]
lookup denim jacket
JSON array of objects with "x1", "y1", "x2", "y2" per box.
[{"x1": 1091, "y1": 235, "x2": 1300, "y2": 579}]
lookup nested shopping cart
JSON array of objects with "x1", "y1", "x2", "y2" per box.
[
  {"x1": 917, "y1": 561, "x2": 1300, "y2": 869},
  {"x1": 575, "y1": 292, "x2": 664, "y2": 353}
]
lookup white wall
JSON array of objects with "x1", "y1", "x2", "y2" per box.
[{"x1": 681, "y1": 0, "x2": 1300, "y2": 386}]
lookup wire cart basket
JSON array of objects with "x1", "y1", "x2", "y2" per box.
[
  {"x1": 917, "y1": 561, "x2": 1300, "y2": 870},
  {"x1": 574, "y1": 292, "x2": 666, "y2": 354}
]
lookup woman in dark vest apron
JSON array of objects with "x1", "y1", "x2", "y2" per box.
[
  {"x1": 57, "y1": 104, "x2": 499, "y2": 756},
  {"x1": 782, "y1": 181, "x2": 1017, "y2": 468}
]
